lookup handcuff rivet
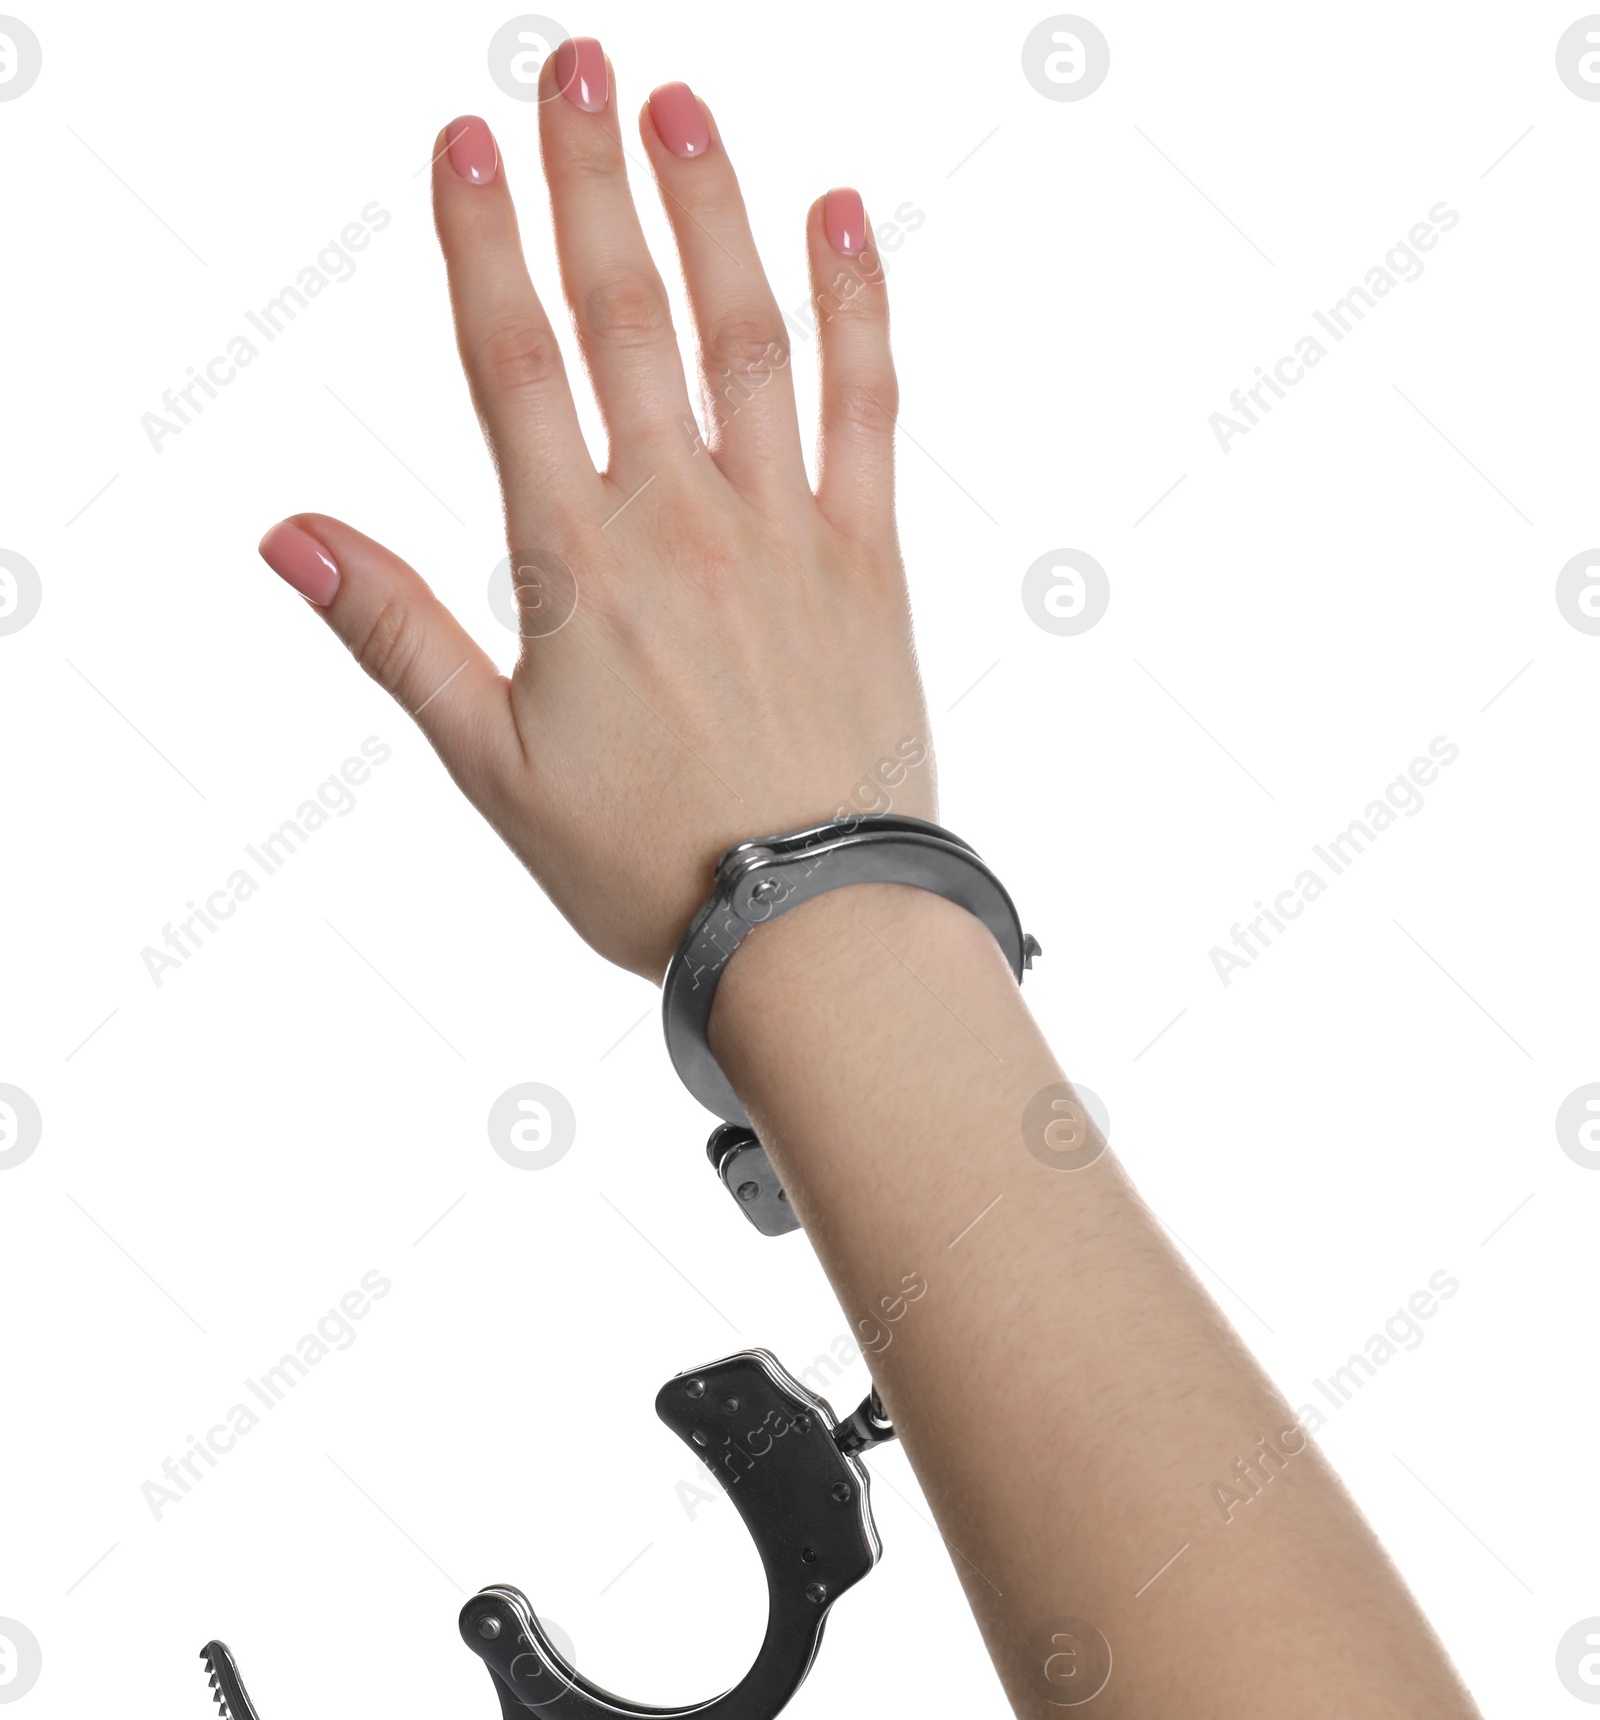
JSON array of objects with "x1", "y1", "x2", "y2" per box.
[
  {"x1": 737, "y1": 1182, "x2": 760, "y2": 1202},
  {"x1": 751, "y1": 877, "x2": 783, "y2": 905},
  {"x1": 723, "y1": 1396, "x2": 740, "y2": 1413},
  {"x1": 831, "y1": 1482, "x2": 852, "y2": 1503},
  {"x1": 478, "y1": 1617, "x2": 502, "y2": 1639},
  {"x1": 805, "y1": 1583, "x2": 827, "y2": 1604},
  {"x1": 686, "y1": 1378, "x2": 706, "y2": 1398}
]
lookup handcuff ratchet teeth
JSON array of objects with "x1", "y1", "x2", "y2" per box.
[{"x1": 199, "y1": 1640, "x2": 260, "y2": 1720}]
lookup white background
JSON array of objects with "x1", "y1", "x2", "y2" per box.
[{"x1": 2, "y1": 2, "x2": 1596, "y2": 1714}]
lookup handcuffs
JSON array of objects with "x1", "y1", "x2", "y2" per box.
[{"x1": 201, "y1": 815, "x2": 1037, "y2": 1720}]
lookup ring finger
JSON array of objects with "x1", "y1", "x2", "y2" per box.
[{"x1": 640, "y1": 83, "x2": 806, "y2": 501}]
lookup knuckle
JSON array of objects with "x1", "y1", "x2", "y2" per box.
[
  {"x1": 650, "y1": 502, "x2": 741, "y2": 599},
  {"x1": 546, "y1": 129, "x2": 621, "y2": 184},
  {"x1": 814, "y1": 261, "x2": 888, "y2": 325},
  {"x1": 826, "y1": 377, "x2": 897, "y2": 437},
  {"x1": 471, "y1": 321, "x2": 565, "y2": 396},
  {"x1": 702, "y1": 312, "x2": 788, "y2": 384},
  {"x1": 678, "y1": 541, "x2": 742, "y2": 602},
  {"x1": 582, "y1": 275, "x2": 671, "y2": 349},
  {"x1": 353, "y1": 598, "x2": 425, "y2": 700}
]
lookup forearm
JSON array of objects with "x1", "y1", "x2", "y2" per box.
[{"x1": 709, "y1": 883, "x2": 1480, "y2": 1718}]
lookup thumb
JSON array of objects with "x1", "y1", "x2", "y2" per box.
[{"x1": 258, "y1": 513, "x2": 520, "y2": 798}]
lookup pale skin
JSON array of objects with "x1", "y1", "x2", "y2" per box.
[{"x1": 256, "y1": 45, "x2": 1485, "y2": 1718}]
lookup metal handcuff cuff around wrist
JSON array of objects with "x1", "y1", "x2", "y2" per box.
[
  {"x1": 665, "y1": 811, "x2": 1042, "y2": 1236},
  {"x1": 197, "y1": 814, "x2": 1039, "y2": 1720}
]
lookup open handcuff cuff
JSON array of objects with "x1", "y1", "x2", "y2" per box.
[{"x1": 201, "y1": 815, "x2": 1038, "y2": 1720}]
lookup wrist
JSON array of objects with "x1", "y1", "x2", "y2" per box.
[
  {"x1": 707, "y1": 881, "x2": 1010, "y2": 1094},
  {"x1": 663, "y1": 814, "x2": 1038, "y2": 1148}
]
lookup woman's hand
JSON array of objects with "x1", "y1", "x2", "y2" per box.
[{"x1": 258, "y1": 43, "x2": 934, "y2": 982}]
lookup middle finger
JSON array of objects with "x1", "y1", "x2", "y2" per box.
[{"x1": 539, "y1": 40, "x2": 699, "y2": 475}]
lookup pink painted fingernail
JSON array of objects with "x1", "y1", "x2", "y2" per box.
[
  {"x1": 445, "y1": 115, "x2": 499, "y2": 186},
  {"x1": 824, "y1": 188, "x2": 867, "y2": 256},
  {"x1": 555, "y1": 36, "x2": 608, "y2": 112},
  {"x1": 648, "y1": 81, "x2": 709, "y2": 158},
  {"x1": 260, "y1": 521, "x2": 340, "y2": 608}
]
